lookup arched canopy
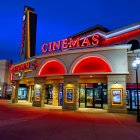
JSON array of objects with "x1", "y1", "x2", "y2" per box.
[
  {"x1": 72, "y1": 56, "x2": 112, "y2": 73},
  {"x1": 38, "y1": 60, "x2": 66, "y2": 76}
]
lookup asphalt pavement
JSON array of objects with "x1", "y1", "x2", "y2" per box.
[{"x1": 0, "y1": 99, "x2": 140, "y2": 140}]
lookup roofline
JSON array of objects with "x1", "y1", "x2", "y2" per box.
[
  {"x1": 69, "y1": 25, "x2": 110, "y2": 38},
  {"x1": 106, "y1": 21, "x2": 140, "y2": 38},
  {"x1": 68, "y1": 21, "x2": 140, "y2": 39}
]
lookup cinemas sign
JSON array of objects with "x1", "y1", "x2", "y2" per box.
[{"x1": 42, "y1": 34, "x2": 101, "y2": 53}]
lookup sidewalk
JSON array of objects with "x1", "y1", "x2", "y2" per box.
[{"x1": 6, "y1": 99, "x2": 108, "y2": 113}]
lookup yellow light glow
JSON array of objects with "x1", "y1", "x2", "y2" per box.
[{"x1": 35, "y1": 84, "x2": 41, "y2": 89}]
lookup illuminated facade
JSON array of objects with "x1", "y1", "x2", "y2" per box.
[
  {"x1": 0, "y1": 60, "x2": 12, "y2": 98},
  {"x1": 10, "y1": 6, "x2": 140, "y2": 113}
]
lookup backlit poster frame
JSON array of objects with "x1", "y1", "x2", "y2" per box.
[
  {"x1": 35, "y1": 89, "x2": 41, "y2": 101},
  {"x1": 111, "y1": 88, "x2": 123, "y2": 105},
  {"x1": 66, "y1": 88, "x2": 74, "y2": 103}
]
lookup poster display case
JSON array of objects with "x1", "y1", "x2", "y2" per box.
[
  {"x1": 66, "y1": 88, "x2": 74, "y2": 103},
  {"x1": 111, "y1": 88, "x2": 123, "y2": 105},
  {"x1": 35, "y1": 89, "x2": 41, "y2": 101}
]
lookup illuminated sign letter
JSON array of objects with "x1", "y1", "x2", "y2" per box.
[
  {"x1": 62, "y1": 39, "x2": 68, "y2": 49},
  {"x1": 91, "y1": 34, "x2": 99, "y2": 45},
  {"x1": 48, "y1": 42, "x2": 53, "y2": 52},
  {"x1": 52, "y1": 41, "x2": 61, "y2": 51},
  {"x1": 25, "y1": 63, "x2": 30, "y2": 69},
  {"x1": 42, "y1": 44, "x2": 49, "y2": 53},
  {"x1": 81, "y1": 37, "x2": 91, "y2": 46},
  {"x1": 69, "y1": 37, "x2": 80, "y2": 48}
]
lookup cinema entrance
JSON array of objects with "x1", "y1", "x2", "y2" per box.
[{"x1": 79, "y1": 83, "x2": 107, "y2": 109}]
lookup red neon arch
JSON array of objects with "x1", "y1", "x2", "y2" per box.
[
  {"x1": 38, "y1": 60, "x2": 66, "y2": 76},
  {"x1": 72, "y1": 56, "x2": 112, "y2": 73}
]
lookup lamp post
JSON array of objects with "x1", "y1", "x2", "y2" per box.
[{"x1": 132, "y1": 56, "x2": 140, "y2": 122}]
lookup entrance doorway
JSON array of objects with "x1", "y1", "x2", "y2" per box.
[
  {"x1": 44, "y1": 84, "x2": 63, "y2": 106},
  {"x1": 85, "y1": 88, "x2": 103, "y2": 108},
  {"x1": 85, "y1": 88, "x2": 93, "y2": 107},
  {"x1": 79, "y1": 83, "x2": 107, "y2": 108},
  {"x1": 45, "y1": 84, "x2": 53, "y2": 105}
]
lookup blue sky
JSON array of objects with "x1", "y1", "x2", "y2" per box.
[{"x1": 0, "y1": 0, "x2": 140, "y2": 63}]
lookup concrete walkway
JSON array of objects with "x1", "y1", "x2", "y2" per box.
[{"x1": 8, "y1": 100, "x2": 108, "y2": 113}]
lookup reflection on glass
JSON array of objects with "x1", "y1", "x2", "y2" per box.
[
  {"x1": 79, "y1": 84, "x2": 85, "y2": 108},
  {"x1": 132, "y1": 90, "x2": 136, "y2": 109},
  {"x1": 67, "y1": 89, "x2": 73, "y2": 102},
  {"x1": 126, "y1": 90, "x2": 130, "y2": 109},
  {"x1": 45, "y1": 84, "x2": 53, "y2": 105},
  {"x1": 135, "y1": 90, "x2": 140, "y2": 106},
  {"x1": 94, "y1": 87, "x2": 102, "y2": 108},
  {"x1": 59, "y1": 83, "x2": 63, "y2": 106},
  {"x1": 86, "y1": 89, "x2": 93, "y2": 107},
  {"x1": 126, "y1": 89, "x2": 140, "y2": 110},
  {"x1": 79, "y1": 83, "x2": 107, "y2": 108},
  {"x1": 30, "y1": 85, "x2": 34, "y2": 102}
]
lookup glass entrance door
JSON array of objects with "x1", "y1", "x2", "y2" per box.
[
  {"x1": 85, "y1": 88, "x2": 103, "y2": 108},
  {"x1": 85, "y1": 88, "x2": 93, "y2": 107},
  {"x1": 45, "y1": 84, "x2": 53, "y2": 105},
  {"x1": 94, "y1": 87, "x2": 103, "y2": 108},
  {"x1": 79, "y1": 83, "x2": 107, "y2": 109}
]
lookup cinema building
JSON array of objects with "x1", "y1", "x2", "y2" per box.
[{"x1": 10, "y1": 6, "x2": 140, "y2": 113}]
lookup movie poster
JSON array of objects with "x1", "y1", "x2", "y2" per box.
[
  {"x1": 66, "y1": 88, "x2": 73, "y2": 102},
  {"x1": 112, "y1": 89, "x2": 122, "y2": 105},
  {"x1": 35, "y1": 89, "x2": 41, "y2": 101}
]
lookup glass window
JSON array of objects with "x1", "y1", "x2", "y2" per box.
[
  {"x1": 59, "y1": 83, "x2": 63, "y2": 106},
  {"x1": 45, "y1": 84, "x2": 53, "y2": 105},
  {"x1": 79, "y1": 84, "x2": 85, "y2": 108}
]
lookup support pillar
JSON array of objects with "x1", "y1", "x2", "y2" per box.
[
  {"x1": 32, "y1": 78, "x2": 45, "y2": 107},
  {"x1": 107, "y1": 75, "x2": 127, "y2": 113},
  {"x1": 52, "y1": 84, "x2": 59, "y2": 106},
  {"x1": 62, "y1": 75, "x2": 79, "y2": 111},
  {"x1": 11, "y1": 81, "x2": 19, "y2": 103},
  {"x1": 28, "y1": 85, "x2": 32, "y2": 102}
]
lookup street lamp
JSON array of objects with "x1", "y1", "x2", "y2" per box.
[{"x1": 132, "y1": 56, "x2": 140, "y2": 122}]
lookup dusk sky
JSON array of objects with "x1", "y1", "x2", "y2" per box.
[{"x1": 0, "y1": 0, "x2": 140, "y2": 63}]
